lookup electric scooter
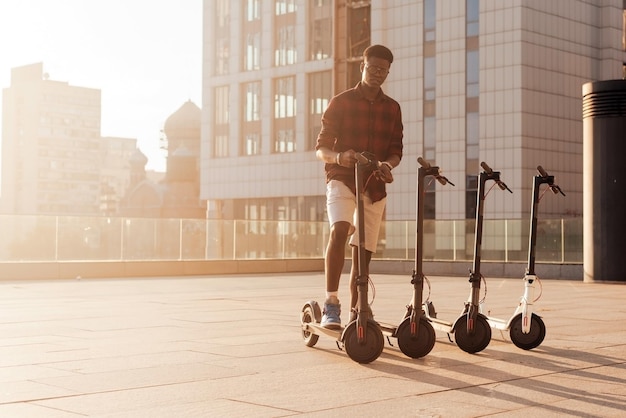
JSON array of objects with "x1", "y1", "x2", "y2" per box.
[
  {"x1": 300, "y1": 152, "x2": 385, "y2": 363},
  {"x1": 482, "y1": 165, "x2": 565, "y2": 350},
  {"x1": 391, "y1": 156, "x2": 454, "y2": 359},
  {"x1": 300, "y1": 154, "x2": 450, "y2": 362},
  {"x1": 422, "y1": 161, "x2": 512, "y2": 354}
]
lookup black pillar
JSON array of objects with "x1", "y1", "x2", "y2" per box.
[{"x1": 582, "y1": 80, "x2": 626, "y2": 282}]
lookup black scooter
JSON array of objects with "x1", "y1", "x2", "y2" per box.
[
  {"x1": 423, "y1": 162, "x2": 511, "y2": 354},
  {"x1": 300, "y1": 154, "x2": 451, "y2": 362},
  {"x1": 482, "y1": 165, "x2": 565, "y2": 349}
]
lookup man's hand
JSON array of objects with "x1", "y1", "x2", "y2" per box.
[{"x1": 376, "y1": 163, "x2": 394, "y2": 183}]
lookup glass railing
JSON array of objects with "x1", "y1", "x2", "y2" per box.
[{"x1": 0, "y1": 215, "x2": 583, "y2": 264}]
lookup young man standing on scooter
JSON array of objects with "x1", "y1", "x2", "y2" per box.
[{"x1": 315, "y1": 44, "x2": 404, "y2": 329}]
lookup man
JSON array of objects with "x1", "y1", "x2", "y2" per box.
[{"x1": 315, "y1": 44, "x2": 404, "y2": 329}]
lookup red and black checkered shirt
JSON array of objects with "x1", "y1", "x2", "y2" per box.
[{"x1": 316, "y1": 82, "x2": 404, "y2": 202}]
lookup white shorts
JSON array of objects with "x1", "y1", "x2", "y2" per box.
[{"x1": 326, "y1": 180, "x2": 386, "y2": 253}]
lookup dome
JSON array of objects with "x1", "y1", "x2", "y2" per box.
[
  {"x1": 163, "y1": 100, "x2": 201, "y2": 140},
  {"x1": 129, "y1": 148, "x2": 148, "y2": 167}
]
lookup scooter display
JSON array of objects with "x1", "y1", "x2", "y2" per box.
[
  {"x1": 482, "y1": 165, "x2": 565, "y2": 350},
  {"x1": 300, "y1": 154, "x2": 452, "y2": 362},
  {"x1": 423, "y1": 161, "x2": 512, "y2": 354}
]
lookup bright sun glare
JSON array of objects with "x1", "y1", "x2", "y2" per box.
[{"x1": 0, "y1": 0, "x2": 202, "y2": 172}]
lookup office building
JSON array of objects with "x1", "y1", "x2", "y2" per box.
[{"x1": 201, "y1": 0, "x2": 625, "y2": 228}]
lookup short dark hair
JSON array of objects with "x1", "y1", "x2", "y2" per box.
[{"x1": 363, "y1": 45, "x2": 394, "y2": 64}]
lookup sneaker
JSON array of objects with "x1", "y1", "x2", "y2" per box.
[{"x1": 321, "y1": 297, "x2": 341, "y2": 329}]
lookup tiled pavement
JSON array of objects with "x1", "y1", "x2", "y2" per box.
[{"x1": 0, "y1": 272, "x2": 624, "y2": 417}]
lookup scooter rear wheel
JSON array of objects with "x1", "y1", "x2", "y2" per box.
[
  {"x1": 454, "y1": 314, "x2": 491, "y2": 354},
  {"x1": 509, "y1": 313, "x2": 546, "y2": 350},
  {"x1": 396, "y1": 316, "x2": 436, "y2": 359},
  {"x1": 301, "y1": 302, "x2": 321, "y2": 347},
  {"x1": 343, "y1": 320, "x2": 384, "y2": 364}
]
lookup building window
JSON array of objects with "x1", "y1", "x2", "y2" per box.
[
  {"x1": 467, "y1": 0, "x2": 479, "y2": 37},
  {"x1": 309, "y1": 0, "x2": 332, "y2": 60},
  {"x1": 424, "y1": 56, "x2": 436, "y2": 101},
  {"x1": 347, "y1": 3, "x2": 370, "y2": 59},
  {"x1": 424, "y1": 0, "x2": 436, "y2": 42},
  {"x1": 275, "y1": 1, "x2": 297, "y2": 66},
  {"x1": 245, "y1": 0, "x2": 261, "y2": 20},
  {"x1": 214, "y1": 0, "x2": 230, "y2": 75},
  {"x1": 466, "y1": 0, "x2": 480, "y2": 219},
  {"x1": 242, "y1": 81, "x2": 261, "y2": 156},
  {"x1": 274, "y1": 76, "x2": 296, "y2": 153},
  {"x1": 466, "y1": 50, "x2": 479, "y2": 98},
  {"x1": 308, "y1": 71, "x2": 331, "y2": 150},
  {"x1": 243, "y1": 1, "x2": 261, "y2": 71},
  {"x1": 275, "y1": 25, "x2": 297, "y2": 66},
  {"x1": 466, "y1": 175, "x2": 478, "y2": 220},
  {"x1": 275, "y1": 0, "x2": 296, "y2": 15},
  {"x1": 245, "y1": 133, "x2": 260, "y2": 156},
  {"x1": 215, "y1": 135, "x2": 229, "y2": 157},
  {"x1": 214, "y1": 86, "x2": 229, "y2": 157},
  {"x1": 423, "y1": 0, "x2": 437, "y2": 219}
]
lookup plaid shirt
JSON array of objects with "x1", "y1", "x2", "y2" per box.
[{"x1": 316, "y1": 82, "x2": 404, "y2": 202}]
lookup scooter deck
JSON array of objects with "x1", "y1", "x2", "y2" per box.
[{"x1": 303, "y1": 320, "x2": 399, "y2": 339}]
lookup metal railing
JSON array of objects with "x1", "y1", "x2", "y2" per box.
[{"x1": 0, "y1": 215, "x2": 583, "y2": 264}]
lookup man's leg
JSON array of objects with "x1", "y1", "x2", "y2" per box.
[
  {"x1": 321, "y1": 221, "x2": 351, "y2": 329},
  {"x1": 325, "y1": 221, "x2": 351, "y2": 293}
]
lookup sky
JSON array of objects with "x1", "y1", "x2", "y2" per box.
[{"x1": 0, "y1": 0, "x2": 203, "y2": 172}]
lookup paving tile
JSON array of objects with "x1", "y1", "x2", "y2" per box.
[{"x1": 0, "y1": 274, "x2": 623, "y2": 416}]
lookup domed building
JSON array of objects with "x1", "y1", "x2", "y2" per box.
[{"x1": 120, "y1": 100, "x2": 206, "y2": 219}]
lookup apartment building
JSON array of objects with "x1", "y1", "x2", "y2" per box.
[
  {"x1": 1, "y1": 62, "x2": 137, "y2": 216},
  {"x1": 201, "y1": 0, "x2": 626, "y2": 227}
]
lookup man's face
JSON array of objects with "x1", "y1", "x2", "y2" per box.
[{"x1": 360, "y1": 56, "x2": 390, "y2": 88}]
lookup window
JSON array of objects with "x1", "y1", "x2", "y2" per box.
[
  {"x1": 424, "y1": 56, "x2": 436, "y2": 101},
  {"x1": 242, "y1": 82, "x2": 261, "y2": 156},
  {"x1": 243, "y1": 1, "x2": 261, "y2": 71},
  {"x1": 466, "y1": 0, "x2": 480, "y2": 219},
  {"x1": 424, "y1": 0, "x2": 436, "y2": 42},
  {"x1": 245, "y1": 0, "x2": 260, "y2": 20},
  {"x1": 466, "y1": 50, "x2": 479, "y2": 98},
  {"x1": 347, "y1": 4, "x2": 370, "y2": 58},
  {"x1": 214, "y1": 0, "x2": 230, "y2": 75},
  {"x1": 214, "y1": 86, "x2": 229, "y2": 157},
  {"x1": 275, "y1": 0, "x2": 296, "y2": 15},
  {"x1": 273, "y1": 76, "x2": 296, "y2": 153},
  {"x1": 467, "y1": 0, "x2": 479, "y2": 37},
  {"x1": 275, "y1": 0, "x2": 297, "y2": 66},
  {"x1": 308, "y1": 71, "x2": 331, "y2": 149},
  {"x1": 309, "y1": 0, "x2": 332, "y2": 60},
  {"x1": 466, "y1": 112, "x2": 479, "y2": 160},
  {"x1": 275, "y1": 26, "x2": 297, "y2": 66}
]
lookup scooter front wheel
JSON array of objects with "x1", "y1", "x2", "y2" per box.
[
  {"x1": 342, "y1": 320, "x2": 384, "y2": 364},
  {"x1": 300, "y1": 302, "x2": 321, "y2": 347},
  {"x1": 454, "y1": 314, "x2": 491, "y2": 354},
  {"x1": 509, "y1": 313, "x2": 546, "y2": 350},
  {"x1": 396, "y1": 316, "x2": 436, "y2": 359}
]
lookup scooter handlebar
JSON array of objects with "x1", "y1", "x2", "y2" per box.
[
  {"x1": 355, "y1": 152, "x2": 371, "y2": 165},
  {"x1": 536, "y1": 165, "x2": 566, "y2": 196},
  {"x1": 417, "y1": 156, "x2": 431, "y2": 168},
  {"x1": 537, "y1": 165, "x2": 548, "y2": 177},
  {"x1": 480, "y1": 161, "x2": 493, "y2": 174}
]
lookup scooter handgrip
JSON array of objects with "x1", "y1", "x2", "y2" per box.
[
  {"x1": 355, "y1": 153, "x2": 370, "y2": 164},
  {"x1": 417, "y1": 156, "x2": 431, "y2": 168},
  {"x1": 537, "y1": 165, "x2": 548, "y2": 177},
  {"x1": 480, "y1": 161, "x2": 493, "y2": 174}
]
